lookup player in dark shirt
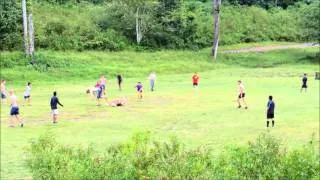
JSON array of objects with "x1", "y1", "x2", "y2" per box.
[
  {"x1": 117, "y1": 74, "x2": 123, "y2": 91},
  {"x1": 50, "y1": 91, "x2": 63, "y2": 123},
  {"x1": 300, "y1": 73, "x2": 308, "y2": 92},
  {"x1": 135, "y1": 82, "x2": 143, "y2": 99},
  {"x1": 266, "y1": 96, "x2": 275, "y2": 128}
]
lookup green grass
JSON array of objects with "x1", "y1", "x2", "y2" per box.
[
  {"x1": 1, "y1": 47, "x2": 318, "y2": 82},
  {"x1": 1, "y1": 47, "x2": 319, "y2": 179}
]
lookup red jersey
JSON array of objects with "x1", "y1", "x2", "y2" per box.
[{"x1": 192, "y1": 75, "x2": 199, "y2": 83}]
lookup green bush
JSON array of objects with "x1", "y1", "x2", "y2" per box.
[{"x1": 26, "y1": 132, "x2": 319, "y2": 179}]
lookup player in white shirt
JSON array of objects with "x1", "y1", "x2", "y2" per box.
[
  {"x1": 24, "y1": 82, "x2": 31, "y2": 105},
  {"x1": 148, "y1": 72, "x2": 157, "y2": 91}
]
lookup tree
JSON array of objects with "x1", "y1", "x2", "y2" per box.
[
  {"x1": 299, "y1": 1, "x2": 320, "y2": 42},
  {"x1": 0, "y1": 0, "x2": 22, "y2": 50},
  {"x1": 212, "y1": 0, "x2": 221, "y2": 59},
  {"x1": 22, "y1": 0, "x2": 29, "y2": 55},
  {"x1": 119, "y1": 0, "x2": 155, "y2": 44}
]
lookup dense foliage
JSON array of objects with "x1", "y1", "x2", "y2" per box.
[
  {"x1": 0, "y1": 0, "x2": 319, "y2": 51},
  {"x1": 26, "y1": 132, "x2": 319, "y2": 179}
]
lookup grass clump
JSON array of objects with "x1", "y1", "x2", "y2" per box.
[{"x1": 26, "y1": 132, "x2": 319, "y2": 179}]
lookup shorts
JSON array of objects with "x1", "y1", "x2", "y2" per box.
[
  {"x1": 193, "y1": 82, "x2": 198, "y2": 86},
  {"x1": 10, "y1": 107, "x2": 19, "y2": 116},
  {"x1": 267, "y1": 114, "x2": 274, "y2": 119},
  {"x1": 238, "y1": 93, "x2": 245, "y2": 98},
  {"x1": 24, "y1": 95, "x2": 30, "y2": 99},
  {"x1": 137, "y1": 90, "x2": 143, "y2": 93},
  {"x1": 101, "y1": 85, "x2": 106, "y2": 90},
  {"x1": 302, "y1": 84, "x2": 307, "y2": 88},
  {"x1": 1, "y1": 93, "x2": 6, "y2": 99},
  {"x1": 97, "y1": 89, "x2": 103, "y2": 99},
  {"x1": 51, "y1": 109, "x2": 59, "y2": 115}
]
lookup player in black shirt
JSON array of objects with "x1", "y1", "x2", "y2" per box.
[
  {"x1": 300, "y1": 73, "x2": 308, "y2": 92},
  {"x1": 50, "y1": 91, "x2": 63, "y2": 123},
  {"x1": 117, "y1": 74, "x2": 123, "y2": 91},
  {"x1": 266, "y1": 96, "x2": 275, "y2": 128}
]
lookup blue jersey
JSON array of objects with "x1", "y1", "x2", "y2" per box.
[{"x1": 267, "y1": 100, "x2": 275, "y2": 114}]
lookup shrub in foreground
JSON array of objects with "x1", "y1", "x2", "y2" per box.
[{"x1": 26, "y1": 132, "x2": 319, "y2": 179}]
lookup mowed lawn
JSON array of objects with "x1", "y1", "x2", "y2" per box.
[{"x1": 1, "y1": 66, "x2": 319, "y2": 179}]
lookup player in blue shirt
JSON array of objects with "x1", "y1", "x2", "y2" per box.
[
  {"x1": 266, "y1": 96, "x2": 275, "y2": 128},
  {"x1": 50, "y1": 91, "x2": 63, "y2": 124}
]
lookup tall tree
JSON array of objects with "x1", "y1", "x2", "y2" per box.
[
  {"x1": 212, "y1": 0, "x2": 221, "y2": 59},
  {"x1": 22, "y1": 0, "x2": 29, "y2": 55},
  {"x1": 28, "y1": 14, "x2": 35, "y2": 56},
  {"x1": 119, "y1": 0, "x2": 155, "y2": 44}
]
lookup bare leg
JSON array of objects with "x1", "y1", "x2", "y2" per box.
[
  {"x1": 9, "y1": 116, "x2": 14, "y2": 127},
  {"x1": 237, "y1": 98, "x2": 241, "y2": 108},
  {"x1": 242, "y1": 98, "x2": 248, "y2": 109},
  {"x1": 53, "y1": 114, "x2": 58, "y2": 123},
  {"x1": 16, "y1": 115, "x2": 23, "y2": 127}
]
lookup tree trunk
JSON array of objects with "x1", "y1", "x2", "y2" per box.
[
  {"x1": 212, "y1": 0, "x2": 221, "y2": 60},
  {"x1": 28, "y1": 14, "x2": 35, "y2": 57},
  {"x1": 22, "y1": 0, "x2": 29, "y2": 55},
  {"x1": 136, "y1": 7, "x2": 143, "y2": 44}
]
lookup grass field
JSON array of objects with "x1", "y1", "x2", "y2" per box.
[{"x1": 1, "y1": 47, "x2": 319, "y2": 179}]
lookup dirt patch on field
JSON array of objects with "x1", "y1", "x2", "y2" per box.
[{"x1": 223, "y1": 43, "x2": 319, "y2": 53}]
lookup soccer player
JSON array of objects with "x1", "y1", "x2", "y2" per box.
[
  {"x1": 300, "y1": 73, "x2": 308, "y2": 92},
  {"x1": 192, "y1": 73, "x2": 200, "y2": 88},
  {"x1": 50, "y1": 91, "x2": 63, "y2": 124},
  {"x1": 266, "y1": 95, "x2": 275, "y2": 128},
  {"x1": 237, "y1": 80, "x2": 248, "y2": 109},
  {"x1": 108, "y1": 97, "x2": 127, "y2": 107},
  {"x1": 100, "y1": 75, "x2": 107, "y2": 94},
  {"x1": 9, "y1": 91, "x2": 24, "y2": 127},
  {"x1": 1, "y1": 80, "x2": 7, "y2": 104},
  {"x1": 135, "y1": 82, "x2": 143, "y2": 99},
  {"x1": 117, "y1": 74, "x2": 123, "y2": 91},
  {"x1": 96, "y1": 84, "x2": 104, "y2": 106},
  {"x1": 24, "y1": 82, "x2": 31, "y2": 105},
  {"x1": 148, "y1": 72, "x2": 156, "y2": 91}
]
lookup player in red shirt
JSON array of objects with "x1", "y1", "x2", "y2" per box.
[{"x1": 192, "y1": 72, "x2": 200, "y2": 88}]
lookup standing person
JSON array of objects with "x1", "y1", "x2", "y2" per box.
[
  {"x1": 266, "y1": 96, "x2": 275, "y2": 128},
  {"x1": 96, "y1": 84, "x2": 105, "y2": 106},
  {"x1": 1, "y1": 80, "x2": 7, "y2": 104},
  {"x1": 148, "y1": 72, "x2": 156, "y2": 91},
  {"x1": 100, "y1": 75, "x2": 107, "y2": 94},
  {"x1": 192, "y1": 73, "x2": 200, "y2": 88},
  {"x1": 237, "y1": 80, "x2": 248, "y2": 109},
  {"x1": 50, "y1": 91, "x2": 63, "y2": 124},
  {"x1": 24, "y1": 82, "x2": 31, "y2": 105},
  {"x1": 300, "y1": 73, "x2": 308, "y2": 93},
  {"x1": 117, "y1": 74, "x2": 123, "y2": 91},
  {"x1": 135, "y1": 82, "x2": 143, "y2": 99},
  {"x1": 9, "y1": 91, "x2": 23, "y2": 127}
]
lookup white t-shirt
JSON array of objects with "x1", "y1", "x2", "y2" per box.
[
  {"x1": 24, "y1": 85, "x2": 31, "y2": 96},
  {"x1": 149, "y1": 73, "x2": 156, "y2": 81}
]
